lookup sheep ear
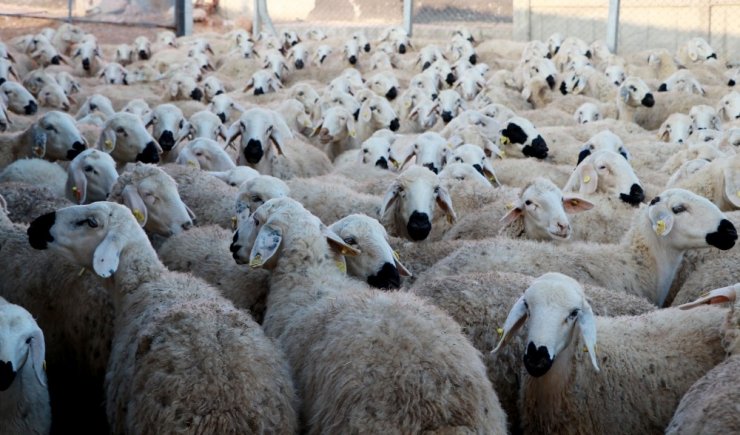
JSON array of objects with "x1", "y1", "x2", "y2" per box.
[
  {"x1": 270, "y1": 114, "x2": 293, "y2": 155},
  {"x1": 97, "y1": 124, "x2": 117, "y2": 153},
  {"x1": 249, "y1": 224, "x2": 282, "y2": 269},
  {"x1": 648, "y1": 206, "x2": 674, "y2": 237},
  {"x1": 500, "y1": 204, "x2": 523, "y2": 225},
  {"x1": 393, "y1": 250, "x2": 412, "y2": 276},
  {"x1": 30, "y1": 124, "x2": 48, "y2": 157},
  {"x1": 577, "y1": 162, "x2": 598, "y2": 194},
  {"x1": 408, "y1": 105, "x2": 420, "y2": 120},
  {"x1": 578, "y1": 303, "x2": 599, "y2": 371},
  {"x1": 482, "y1": 159, "x2": 501, "y2": 186},
  {"x1": 225, "y1": 121, "x2": 242, "y2": 149},
  {"x1": 562, "y1": 196, "x2": 594, "y2": 213},
  {"x1": 492, "y1": 295, "x2": 528, "y2": 353},
  {"x1": 29, "y1": 329, "x2": 46, "y2": 387},
  {"x1": 93, "y1": 230, "x2": 122, "y2": 278},
  {"x1": 360, "y1": 102, "x2": 372, "y2": 123},
  {"x1": 619, "y1": 85, "x2": 630, "y2": 103},
  {"x1": 399, "y1": 147, "x2": 417, "y2": 169},
  {"x1": 168, "y1": 81, "x2": 180, "y2": 98},
  {"x1": 322, "y1": 225, "x2": 361, "y2": 257},
  {"x1": 658, "y1": 122, "x2": 670, "y2": 141},
  {"x1": 243, "y1": 78, "x2": 254, "y2": 92},
  {"x1": 679, "y1": 284, "x2": 738, "y2": 310},
  {"x1": 380, "y1": 183, "x2": 401, "y2": 218},
  {"x1": 723, "y1": 167, "x2": 740, "y2": 208},
  {"x1": 346, "y1": 114, "x2": 356, "y2": 137},
  {"x1": 435, "y1": 185, "x2": 457, "y2": 224},
  {"x1": 67, "y1": 161, "x2": 88, "y2": 204},
  {"x1": 121, "y1": 185, "x2": 148, "y2": 227},
  {"x1": 311, "y1": 120, "x2": 323, "y2": 137},
  {"x1": 691, "y1": 79, "x2": 705, "y2": 95},
  {"x1": 689, "y1": 48, "x2": 699, "y2": 62},
  {"x1": 142, "y1": 111, "x2": 154, "y2": 128}
]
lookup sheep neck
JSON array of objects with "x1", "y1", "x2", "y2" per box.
[
  {"x1": 616, "y1": 99, "x2": 637, "y2": 123},
  {"x1": 110, "y1": 234, "x2": 167, "y2": 300},
  {"x1": 627, "y1": 217, "x2": 684, "y2": 306},
  {"x1": 0, "y1": 362, "x2": 46, "y2": 426}
]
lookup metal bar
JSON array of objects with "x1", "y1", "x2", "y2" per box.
[
  {"x1": 258, "y1": 0, "x2": 277, "y2": 37},
  {"x1": 403, "y1": 0, "x2": 413, "y2": 36},
  {"x1": 253, "y1": 0, "x2": 261, "y2": 35},
  {"x1": 0, "y1": 13, "x2": 175, "y2": 29},
  {"x1": 67, "y1": 0, "x2": 72, "y2": 22},
  {"x1": 175, "y1": 0, "x2": 192, "y2": 37},
  {"x1": 606, "y1": 0, "x2": 620, "y2": 54}
]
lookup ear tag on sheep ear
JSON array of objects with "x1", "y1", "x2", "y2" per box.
[
  {"x1": 391, "y1": 159, "x2": 400, "y2": 169},
  {"x1": 78, "y1": 267, "x2": 86, "y2": 277},
  {"x1": 132, "y1": 209, "x2": 146, "y2": 224},
  {"x1": 392, "y1": 250, "x2": 401, "y2": 261},
  {"x1": 335, "y1": 260, "x2": 347, "y2": 274},
  {"x1": 583, "y1": 344, "x2": 598, "y2": 353},
  {"x1": 497, "y1": 149, "x2": 506, "y2": 158},
  {"x1": 231, "y1": 216, "x2": 238, "y2": 230},
  {"x1": 496, "y1": 327, "x2": 504, "y2": 338},
  {"x1": 249, "y1": 254, "x2": 263, "y2": 268},
  {"x1": 736, "y1": 190, "x2": 740, "y2": 198},
  {"x1": 404, "y1": 100, "x2": 411, "y2": 108},
  {"x1": 186, "y1": 160, "x2": 198, "y2": 168},
  {"x1": 72, "y1": 186, "x2": 82, "y2": 202},
  {"x1": 500, "y1": 136, "x2": 510, "y2": 145},
  {"x1": 505, "y1": 202, "x2": 514, "y2": 210},
  {"x1": 303, "y1": 119, "x2": 312, "y2": 128},
  {"x1": 349, "y1": 130, "x2": 356, "y2": 138},
  {"x1": 655, "y1": 219, "x2": 667, "y2": 236},
  {"x1": 583, "y1": 175, "x2": 591, "y2": 184},
  {"x1": 104, "y1": 139, "x2": 114, "y2": 151},
  {"x1": 43, "y1": 360, "x2": 46, "y2": 372}
]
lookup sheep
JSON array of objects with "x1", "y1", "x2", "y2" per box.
[
  {"x1": 27, "y1": 202, "x2": 298, "y2": 434},
  {"x1": 0, "y1": 158, "x2": 67, "y2": 197},
  {"x1": 71, "y1": 37, "x2": 102, "y2": 75},
  {"x1": 689, "y1": 104, "x2": 722, "y2": 131},
  {"x1": 666, "y1": 284, "x2": 740, "y2": 434},
  {"x1": 166, "y1": 73, "x2": 203, "y2": 101},
  {"x1": 75, "y1": 94, "x2": 115, "y2": 125},
  {"x1": 37, "y1": 81, "x2": 73, "y2": 112},
  {"x1": 354, "y1": 93, "x2": 400, "y2": 142},
  {"x1": 97, "y1": 62, "x2": 128, "y2": 85},
  {"x1": 406, "y1": 96, "x2": 440, "y2": 132},
  {"x1": 666, "y1": 159, "x2": 711, "y2": 187},
  {"x1": 312, "y1": 44, "x2": 332, "y2": 66},
  {"x1": 498, "y1": 116, "x2": 549, "y2": 159},
  {"x1": 615, "y1": 76, "x2": 655, "y2": 123},
  {"x1": 444, "y1": 177, "x2": 594, "y2": 242},
  {"x1": 576, "y1": 129, "x2": 631, "y2": 163},
  {"x1": 160, "y1": 163, "x2": 237, "y2": 228},
  {"x1": 133, "y1": 36, "x2": 152, "y2": 60},
  {"x1": 574, "y1": 102, "x2": 602, "y2": 124},
  {"x1": 410, "y1": 271, "x2": 656, "y2": 433},
  {"x1": 673, "y1": 154, "x2": 740, "y2": 211},
  {"x1": 398, "y1": 131, "x2": 449, "y2": 174},
  {"x1": 185, "y1": 110, "x2": 226, "y2": 141},
  {"x1": 564, "y1": 149, "x2": 646, "y2": 206},
  {"x1": 243, "y1": 69, "x2": 282, "y2": 95},
  {"x1": 0, "y1": 81, "x2": 37, "y2": 115},
  {"x1": 449, "y1": 143, "x2": 500, "y2": 184},
  {"x1": 113, "y1": 44, "x2": 134, "y2": 65},
  {"x1": 380, "y1": 165, "x2": 457, "y2": 241},
  {"x1": 658, "y1": 113, "x2": 693, "y2": 144},
  {"x1": 425, "y1": 189, "x2": 738, "y2": 306},
  {"x1": 0, "y1": 297, "x2": 50, "y2": 435},
  {"x1": 311, "y1": 106, "x2": 356, "y2": 159},
  {"x1": 437, "y1": 89, "x2": 466, "y2": 123},
  {"x1": 0, "y1": 111, "x2": 86, "y2": 168},
  {"x1": 676, "y1": 37, "x2": 718, "y2": 65},
  {"x1": 22, "y1": 70, "x2": 56, "y2": 97},
  {"x1": 718, "y1": 90, "x2": 740, "y2": 122},
  {"x1": 657, "y1": 69, "x2": 705, "y2": 94},
  {"x1": 229, "y1": 197, "x2": 507, "y2": 433},
  {"x1": 208, "y1": 166, "x2": 259, "y2": 188},
  {"x1": 65, "y1": 149, "x2": 118, "y2": 204},
  {"x1": 225, "y1": 107, "x2": 332, "y2": 179},
  {"x1": 493, "y1": 272, "x2": 726, "y2": 435},
  {"x1": 0, "y1": 58, "x2": 19, "y2": 85},
  {"x1": 143, "y1": 103, "x2": 188, "y2": 154},
  {"x1": 207, "y1": 93, "x2": 246, "y2": 123},
  {"x1": 108, "y1": 163, "x2": 194, "y2": 237},
  {"x1": 0, "y1": 182, "x2": 72, "y2": 224},
  {"x1": 176, "y1": 137, "x2": 235, "y2": 171},
  {"x1": 96, "y1": 112, "x2": 161, "y2": 165}
]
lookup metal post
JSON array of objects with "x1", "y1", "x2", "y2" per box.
[
  {"x1": 67, "y1": 0, "x2": 72, "y2": 22},
  {"x1": 253, "y1": 0, "x2": 261, "y2": 35},
  {"x1": 606, "y1": 0, "x2": 620, "y2": 54},
  {"x1": 258, "y1": 0, "x2": 278, "y2": 36},
  {"x1": 403, "y1": 0, "x2": 413, "y2": 36},
  {"x1": 175, "y1": 0, "x2": 192, "y2": 36}
]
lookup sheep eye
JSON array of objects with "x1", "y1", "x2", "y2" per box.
[
  {"x1": 598, "y1": 165, "x2": 607, "y2": 170},
  {"x1": 434, "y1": 186, "x2": 440, "y2": 194},
  {"x1": 672, "y1": 205, "x2": 686, "y2": 214},
  {"x1": 629, "y1": 86, "x2": 636, "y2": 91},
  {"x1": 342, "y1": 236, "x2": 356, "y2": 245},
  {"x1": 523, "y1": 300, "x2": 529, "y2": 310},
  {"x1": 363, "y1": 148, "x2": 368, "y2": 153},
  {"x1": 179, "y1": 120, "x2": 184, "y2": 129},
  {"x1": 455, "y1": 157, "x2": 462, "y2": 162},
  {"x1": 45, "y1": 125, "x2": 57, "y2": 132},
  {"x1": 84, "y1": 165, "x2": 94, "y2": 172},
  {"x1": 524, "y1": 200, "x2": 532, "y2": 206},
  {"x1": 252, "y1": 195, "x2": 262, "y2": 203},
  {"x1": 26, "y1": 337, "x2": 33, "y2": 344},
  {"x1": 568, "y1": 309, "x2": 580, "y2": 320},
  {"x1": 115, "y1": 127, "x2": 125, "y2": 134}
]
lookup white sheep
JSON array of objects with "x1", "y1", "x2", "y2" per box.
[
  {"x1": 98, "y1": 62, "x2": 128, "y2": 85},
  {"x1": 176, "y1": 137, "x2": 235, "y2": 171},
  {"x1": 718, "y1": 91, "x2": 740, "y2": 122},
  {"x1": 0, "y1": 159, "x2": 67, "y2": 197},
  {"x1": 208, "y1": 166, "x2": 259, "y2": 187},
  {"x1": 673, "y1": 154, "x2": 740, "y2": 211},
  {"x1": 493, "y1": 272, "x2": 726, "y2": 434},
  {"x1": 143, "y1": 103, "x2": 189, "y2": 153},
  {"x1": 96, "y1": 112, "x2": 161, "y2": 165},
  {"x1": 574, "y1": 102, "x2": 602, "y2": 124},
  {"x1": 185, "y1": 110, "x2": 226, "y2": 141},
  {"x1": 0, "y1": 81, "x2": 38, "y2": 115},
  {"x1": 207, "y1": 93, "x2": 246, "y2": 123},
  {"x1": 243, "y1": 69, "x2": 282, "y2": 95},
  {"x1": 229, "y1": 197, "x2": 507, "y2": 433},
  {"x1": 0, "y1": 111, "x2": 86, "y2": 168},
  {"x1": 658, "y1": 113, "x2": 694, "y2": 144},
  {"x1": 564, "y1": 149, "x2": 646, "y2": 206},
  {"x1": 65, "y1": 148, "x2": 118, "y2": 204},
  {"x1": 425, "y1": 189, "x2": 738, "y2": 306},
  {"x1": 27, "y1": 202, "x2": 298, "y2": 434},
  {"x1": 0, "y1": 297, "x2": 50, "y2": 435},
  {"x1": 689, "y1": 104, "x2": 722, "y2": 131}
]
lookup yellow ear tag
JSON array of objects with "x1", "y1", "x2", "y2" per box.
[
  {"x1": 583, "y1": 175, "x2": 591, "y2": 184},
  {"x1": 231, "y1": 216, "x2": 238, "y2": 230},
  {"x1": 349, "y1": 130, "x2": 356, "y2": 137},
  {"x1": 71, "y1": 185, "x2": 82, "y2": 202},
  {"x1": 104, "y1": 139, "x2": 114, "y2": 151},
  {"x1": 571, "y1": 199, "x2": 579, "y2": 206},
  {"x1": 303, "y1": 119, "x2": 312, "y2": 128},
  {"x1": 404, "y1": 101, "x2": 411, "y2": 108},
  {"x1": 392, "y1": 250, "x2": 400, "y2": 261},
  {"x1": 500, "y1": 136, "x2": 510, "y2": 145},
  {"x1": 335, "y1": 260, "x2": 347, "y2": 274},
  {"x1": 78, "y1": 267, "x2": 86, "y2": 277},
  {"x1": 497, "y1": 150, "x2": 506, "y2": 158},
  {"x1": 505, "y1": 202, "x2": 514, "y2": 210},
  {"x1": 736, "y1": 190, "x2": 740, "y2": 198},
  {"x1": 391, "y1": 159, "x2": 400, "y2": 169},
  {"x1": 655, "y1": 219, "x2": 666, "y2": 236},
  {"x1": 186, "y1": 160, "x2": 198, "y2": 167},
  {"x1": 249, "y1": 254, "x2": 263, "y2": 268},
  {"x1": 446, "y1": 214, "x2": 454, "y2": 224},
  {"x1": 582, "y1": 344, "x2": 598, "y2": 353},
  {"x1": 132, "y1": 209, "x2": 145, "y2": 224},
  {"x1": 33, "y1": 146, "x2": 44, "y2": 157},
  {"x1": 496, "y1": 327, "x2": 504, "y2": 338}
]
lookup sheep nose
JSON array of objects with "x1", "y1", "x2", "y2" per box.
[
  {"x1": 82, "y1": 58, "x2": 91, "y2": 70},
  {"x1": 407, "y1": 211, "x2": 432, "y2": 241},
  {"x1": 472, "y1": 164, "x2": 484, "y2": 176},
  {"x1": 431, "y1": 93, "x2": 438, "y2": 100},
  {"x1": 367, "y1": 262, "x2": 401, "y2": 289},
  {"x1": 523, "y1": 342, "x2": 553, "y2": 377},
  {"x1": 422, "y1": 162, "x2": 439, "y2": 174},
  {"x1": 641, "y1": 93, "x2": 655, "y2": 107},
  {"x1": 398, "y1": 44, "x2": 406, "y2": 54},
  {"x1": 445, "y1": 73, "x2": 455, "y2": 86},
  {"x1": 25, "y1": 101, "x2": 38, "y2": 115},
  {"x1": 707, "y1": 53, "x2": 717, "y2": 59},
  {"x1": 190, "y1": 88, "x2": 203, "y2": 101},
  {"x1": 546, "y1": 75, "x2": 556, "y2": 89},
  {"x1": 181, "y1": 221, "x2": 193, "y2": 231},
  {"x1": 389, "y1": 118, "x2": 400, "y2": 131},
  {"x1": 585, "y1": 50, "x2": 592, "y2": 59},
  {"x1": 658, "y1": 83, "x2": 668, "y2": 92},
  {"x1": 441, "y1": 111, "x2": 453, "y2": 123},
  {"x1": 523, "y1": 135, "x2": 549, "y2": 159},
  {"x1": 559, "y1": 81, "x2": 568, "y2": 95},
  {"x1": 729, "y1": 79, "x2": 736, "y2": 87},
  {"x1": 136, "y1": 141, "x2": 161, "y2": 164},
  {"x1": 422, "y1": 61, "x2": 431, "y2": 71},
  {"x1": 295, "y1": 59, "x2": 304, "y2": 69},
  {"x1": 706, "y1": 219, "x2": 737, "y2": 250},
  {"x1": 218, "y1": 112, "x2": 227, "y2": 123},
  {"x1": 138, "y1": 50, "x2": 149, "y2": 60},
  {"x1": 619, "y1": 184, "x2": 645, "y2": 206},
  {"x1": 244, "y1": 139, "x2": 264, "y2": 164},
  {"x1": 51, "y1": 55, "x2": 61, "y2": 65},
  {"x1": 375, "y1": 156, "x2": 388, "y2": 169},
  {"x1": 159, "y1": 131, "x2": 175, "y2": 151},
  {"x1": 0, "y1": 360, "x2": 16, "y2": 391},
  {"x1": 469, "y1": 53, "x2": 477, "y2": 64},
  {"x1": 254, "y1": 88, "x2": 265, "y2": 96},
  {"x1": 364, "y1": 43, "x2": 371, "y2": 53},
  {"x1": 385, "y1": 87, "x2": 398, "y2": 100},
  {"x1": 348, "y1": 55, "x2": 357, "y2": 65}
]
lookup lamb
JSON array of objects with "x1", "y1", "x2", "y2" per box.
[
  {"x1": 96, "y1": 112, "x2": 161, "y2": 165},
  {"x1": 657, "y1": 69, "x2": 705, "y2": 94},
  {"x1": 166, "y1": 73, "x2": 203, "y2": 101},
  {"x1": 0, "y1": 111, "x2": 86, "y2": 168},
  {"x1": 0, "y1": 297, "x2": 50, "y2": 435},
  {"x1": 673, "y1": 154, "x2": 740, "y2": 211},
  {"x1": 0, "y1": 159, "x2": 67, "y2": 197},
  {"x1": 615, "y1": 76, "x2": 655, "y2": 124},
  {"x1": 243, "y1": 69, "x2": 282, "y2": 95},
  {"x1": 97, "y1": 62, "x2": 128, "y2": 85},
  {"x1": 424, "y1": 189, "x2": 738, "y2": 306},
  {"x1": 75, "y1": 94, "x2": 115, "y2": 125},
  {"x1": 666, "y1": 159, "x2": 711, "y2": 187},
  {"x1": 108, "y1": 163, "x2": 194, "y2": 237},
  {"x1": 498, "y1": 116, "x2": 549, "y2": 159},
  {"x1": 380, "y1": 165, "x2": 457, "y2": 241},
  {"x1": 27, "y1": 202, "x2": 298, "y2": 434},
  {"x1": 493, "y1": 272, "x2": 726, "y2": 435},
  {"x1": 666, "y1": 284, "x2": 740, "y2": 434},
  {"x1": 225, "y1": 107, "x2": 332, "y2": 179},
  {"x1": 229, "y1": 197, "x2": 507, "y2": 433},
  {"x1": 207, "y1": 93, "x2": 246, "y2": 123},
  {"x1": 65, "y1": 149, "x2": 118, "y2": 204},
  {"x1": 410, "y1": 271, "x2": 656, "y2": 433},
  {"x1": 444, "y1": 177, "x2": 594, "y2": 242},
  {"x1": 37, "y1": 81, "x2": 74, "y2": 112}
]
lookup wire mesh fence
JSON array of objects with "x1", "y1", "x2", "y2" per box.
[{"x1": 1, "y1": 0, "x2": 177, "y2": 28}]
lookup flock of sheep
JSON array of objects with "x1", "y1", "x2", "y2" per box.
[{"x1": 0, "y1": 19, "x2": 739, "y2": 434}]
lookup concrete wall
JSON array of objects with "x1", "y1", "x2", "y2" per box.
[{"x1": 513, "y1": 0, "x2": 740, "y2": 58}]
